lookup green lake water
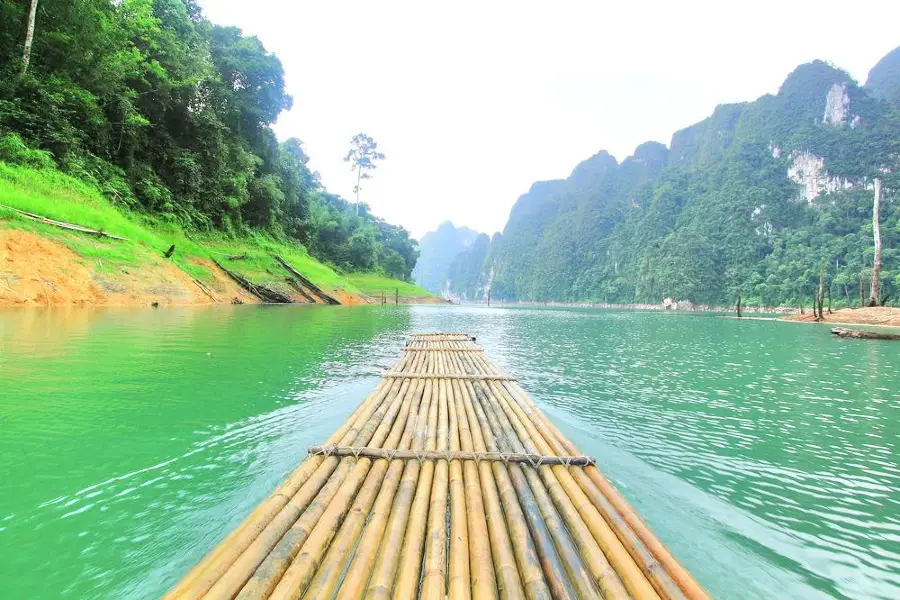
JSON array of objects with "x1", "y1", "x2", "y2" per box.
[{"x1": 1, "y1": 305, "x2": 898, "y2": 599}]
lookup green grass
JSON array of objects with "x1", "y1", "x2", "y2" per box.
[
  {"x1": 0, "y1": 163, "x2": 420, "y2": 299},
  {"x1": 344, "y1": 273, "x2": 434, "y2": 298}
]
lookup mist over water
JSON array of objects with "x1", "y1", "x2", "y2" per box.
[{"x1": 1, "y1": 305, "x2": 897, "y2": 599}]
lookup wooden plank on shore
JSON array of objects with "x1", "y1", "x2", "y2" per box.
[{"x1": 831, "y1": 327, "x2": 900, "y2": 340}]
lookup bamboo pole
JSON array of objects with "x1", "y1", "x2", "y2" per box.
[
  {"x1": 455, "y1": 377, "x2": 529, "y2": 600},
  {"x1": 446, "y1": 377, "x2": 472, "y2": 600},
  {"x1": 421, "y1": 375, "x2": 451, "y2": 599},
  {"x1": 502, "y1": 381, "x2": 710, "y2": 600},
  {"x1": 203, "y1": 355, "x2": 421, "y2": 599},
  {"x1": 470, "y1": 378, "x2": 597, "y2": 600},
  {"x1": 262, "y1": 377, "x2": 428, "y2": 600},
  {"x1": 467, "y1": 380, "x2": 575, "y2": 600},
  {"x1": 336, "y1": 378, "x2": 435, "y2": 599},
  {"x1": 456, "y1": 354, "x2": 632, "y2": 600},
  {"x1": 305, "y1": 446, "x2": 595, "y2": 466},
  {"x1": 487, "y1": 380, "x2": 658, "y2": 600},
  {"x1": 164, "y1": 374, "x2": 402, "y2": 600},
  {"x1": 449, "y1": 378, "x2": 499, "y2": 600},
  {"x1": 370, "y1": 372, "x2": 439, "y2": 599},
  {"x1": 498, "y1": 380, "x2": 686, "y2": 600}
]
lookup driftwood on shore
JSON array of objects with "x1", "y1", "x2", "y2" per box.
[
  {"x1": 273, "y1": 255, "x2": 341, "y2": 305},
  {"x1": 212, "y1": 259, "x2": 293, "y2": 304},
  {"x1": 831, "y1": 327, "x2": 900, "y2": 340},
  {"x1": 1, "y1": 204, "x2": 129, "y2": 240},
  {"x1": 284, "y1": 277, "x2": 317, "y2": 303}
]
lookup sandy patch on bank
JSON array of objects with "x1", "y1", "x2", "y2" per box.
[{"x1": 780, "y1": 306, "x2": 900, "y2": 328}]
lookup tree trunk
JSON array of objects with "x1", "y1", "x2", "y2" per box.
[
  {"x1": 355, "y1": 168, "x2": 362, "y2": 215},
  {"x1": 21, "y1": 0, "x2": 38, "y2": 75},
  {"x1": 859, "y1": 273, "x2": 865, "y2": 307},
  {"x1": 827, "y1": 287, "x2": 832, "y2": 314},
  {"x1": 816, "y1": 265, "x2": 825, "y2": 321},
  {"x1": 736, "y1": 293, "x2": 742, "y2": 318},
  {"x1": 868, "y1": 178, "x2": 882, "y2": 307}
]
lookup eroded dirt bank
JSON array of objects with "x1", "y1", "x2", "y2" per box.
[{"x1": 0, "y1": 230, "x2": 256, "y2": 307}]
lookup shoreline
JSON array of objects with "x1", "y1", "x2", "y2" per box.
[{"x1": 0, "y1": 229, "x2": 444, "y2": 309}]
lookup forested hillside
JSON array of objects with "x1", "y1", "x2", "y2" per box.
[
  {"x1": 412, "y1": 221, "x2": 479, "y2": 294},
  {"x1": 0, "y1": 0, "x2": 417, "y2": 280},
  {"x1": 449, "y1": 52, "x2": 900, "y2": 307}
]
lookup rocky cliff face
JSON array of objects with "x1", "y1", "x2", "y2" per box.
[
  {"x1": 448, "y1": 51, "x2": 900, "y2": 306},
  {"x1": 866, "y1": 45, "x2": 900, "y2": 107},
  {"x1": 412, "y1": 221, "x2": 481, "y2": 294}
]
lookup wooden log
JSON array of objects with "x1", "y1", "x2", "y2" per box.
[
  {"x1": 284, "y1": 278, "x2": 317, "y2": 303},
  {"x1": 0, "y1": 204, "x2": 130, "y2": 240},
  {"x1": 212, "y1": 259, "x2": 293, "y2": 304},
  {"x1": 831, "y1": 327, "x2": 900, "y2": 340},
  {"x1": 273, "y1": 255, "x2": 341, "y2": 305}
]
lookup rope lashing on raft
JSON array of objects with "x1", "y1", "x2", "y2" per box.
[
  {"x1": 401, "y1": 348, "x2": 485, "y2": 352},
  {"x1": 307, "y1": 445, "x2": 596, "y2": 467},
  {"x1": 381, "y1": 372, "x2": 517, "y2": 381}
]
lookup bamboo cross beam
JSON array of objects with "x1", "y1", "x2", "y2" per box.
[
  {"x1": 382, "y1": 372, "x2": 517, "y2": 381},
  {"x1": 402, "y1": 348, "x2": 485, "y2": 352},
  {"x1": 308, "y1": 445, "x2": 596, "y2": 467}
]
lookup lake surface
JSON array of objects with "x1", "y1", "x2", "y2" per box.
[{"x1": 0, "y1": 305, "x2": 898, "y2": 599}]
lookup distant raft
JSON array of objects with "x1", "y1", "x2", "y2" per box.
[{"x1": 165, "y1": 333, "x2": 710, "y2": 600}]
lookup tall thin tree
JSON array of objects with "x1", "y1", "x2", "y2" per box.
[
  {"x1": 21, "y1": 0, "x2": 39, "y2": 75},
  {"x1": 868, "y1": 178, "x2": 883, "y2": 307},
  {"x1": 344, "y1": 133, "x2": 385, "y2": 215}
]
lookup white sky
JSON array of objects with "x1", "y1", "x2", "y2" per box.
[{"x1": 198, "y1": 0, "x2": 900, "y2": 238}]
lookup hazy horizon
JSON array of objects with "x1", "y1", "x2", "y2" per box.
[{"x1": 199, "y1": 0, "x2": 900, "y2": 238}]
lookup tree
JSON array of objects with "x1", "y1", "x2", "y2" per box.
[
  {"x1": 344, "y1": 133, "x2": 384, "y2": 214},
  {"x1": 21, "y1": 0, "x2": 38, "y2": 75},
  {"x1": 868, "y1": 178, "x2": 883, "y2": 306}
]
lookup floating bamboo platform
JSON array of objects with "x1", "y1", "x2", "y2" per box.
[{"x1": 166, "y1": 333, "x2": 709, "y2": 600}]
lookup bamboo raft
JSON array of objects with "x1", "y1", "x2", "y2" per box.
[{"x1": 166, "y1": 333, "x2": 709, "y2": 600}]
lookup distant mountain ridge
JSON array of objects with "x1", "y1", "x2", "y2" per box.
[
  {"x1": 413, "y1": 221, "x2": 481, "y2": 294},
  {"x1": 447, "y1": 47, "x2": 900, "y2": 307}
]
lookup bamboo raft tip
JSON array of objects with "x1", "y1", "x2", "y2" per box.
[{"x1": 166, "y1": 332, "x2": 709, "y2": 600}]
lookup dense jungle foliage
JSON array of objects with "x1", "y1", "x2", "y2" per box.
[
  {"x1": 448, "y1": 55, "x2": 900, "y2": 307},
  {"x1": 0, "y1": 0, "x2": 417, "y2": 279}
]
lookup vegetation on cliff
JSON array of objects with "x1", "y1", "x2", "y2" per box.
[
  {"x1": 412, "y1": 221, "x2": 480, "y2": 294},
  {"x1": 449, "y1": 54, "x2": 900, "y2": 308},
  {"x1": 0, "y1": 0, "x2": 417, "y2": 281}
]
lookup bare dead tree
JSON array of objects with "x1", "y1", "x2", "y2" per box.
[
  {"x1": 868, "y1": 178, "x2": 882, "y2": 307},
  {"x1": 21, "y1": 0, "x2": 38, "y2": 75}
]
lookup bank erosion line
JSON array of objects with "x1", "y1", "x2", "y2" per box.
[{"x1": 165, "y1": 333, "x2": 709, "y2": 600}]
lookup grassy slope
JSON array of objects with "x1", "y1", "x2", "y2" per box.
[{"x1": 0, "y1": 164, "x2": 433, "y2": 301}]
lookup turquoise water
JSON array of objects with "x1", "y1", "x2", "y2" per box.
[{"x1": 0, "y1": 305, "x2": 898, "y2": 598}]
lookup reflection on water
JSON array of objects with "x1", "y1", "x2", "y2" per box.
[{"x1": 0, "y1": 305, "x2": 897, "y2": 599}]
